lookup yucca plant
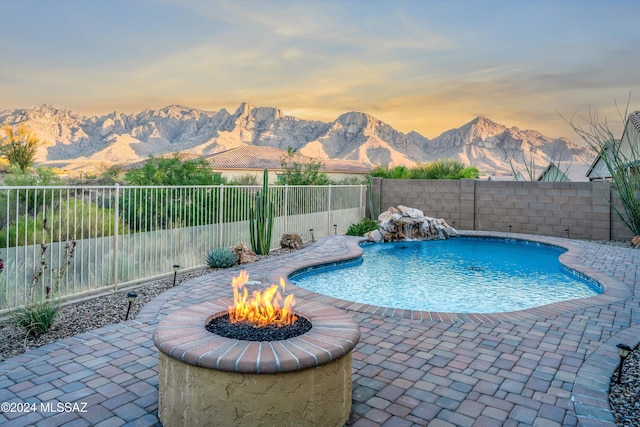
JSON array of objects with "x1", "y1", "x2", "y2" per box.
[
  {"x1": 249, "y1": 169, "x2": 275, "y2": 255},
  {"x1": 205, "y1": 247, "x2": 238, "y2": 268}
]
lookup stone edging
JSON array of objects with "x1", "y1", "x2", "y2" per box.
[
  {"x1": 572, "y1": 324, "x2": 640, "y2": 427},
  {"x1": 264, "y1": 232, "x2": 632, "y2": 324}
]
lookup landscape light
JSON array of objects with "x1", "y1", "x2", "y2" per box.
[
  {"x1": 565, "y1": 228, "x2": 570, "y2": 239},
  {"x1": 173, "y1": 264, "x2": 180, "y2": 287},
  {"x1": 508, "y1": 225, "x2": 512, "y2": 233},
  {"x1": 125, "y1": 291, "x2": 138, "y2": 321},
  {"x1": 616, "y1": 343, "x2": 633, "y2": 384},
  {"x1": 334, "y1": 224, "x2": 338, "y2": 235},
  {"x1": 310, "y1": 228, "x2": 315, "y2": 243}
]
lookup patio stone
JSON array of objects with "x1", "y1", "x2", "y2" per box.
[{"x1": 0, "y1": 233, "x2": 638, "y2": 426}]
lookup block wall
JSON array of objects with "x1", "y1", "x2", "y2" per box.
[{"x1": 373, "y1": 178, "x2": 635, "y2": 241}]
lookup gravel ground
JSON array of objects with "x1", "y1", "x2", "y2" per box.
[
  {"x1": 0, "y1": 245, "x2": 301, "y2": 362},
  {"x1": 0, "y1": 239, "x2": 637, "y2": 426},
  {"x1": 609, "y1": 345, "x2": 640, "y2": 427}
]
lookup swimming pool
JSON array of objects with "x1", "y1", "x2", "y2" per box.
[{"x1": 289, "y1": 237, "x2": 602, "y2": 313}]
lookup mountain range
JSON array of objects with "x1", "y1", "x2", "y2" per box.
[{"x1": 0, "y1": 103, "x2": 595, "y2": 176}]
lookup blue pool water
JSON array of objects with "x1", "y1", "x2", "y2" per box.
[{"x1": 290, "y1": 238, "x2": 601, "y2": 313}]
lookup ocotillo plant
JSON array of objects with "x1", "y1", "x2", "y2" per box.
[{"x1": 249, "y1": 169, "x2": 275, "y2": 255}]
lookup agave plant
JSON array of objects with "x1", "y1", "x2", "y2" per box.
[{"x1": 205, "y1": 247, "x2": 238, "y2": 269}]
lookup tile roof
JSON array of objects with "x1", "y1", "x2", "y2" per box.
[
  {"x1": 203, "y1": 146, "x2": 372, "y2": 174},
  {"x1": 120, "y1": 152, "x2": 203, "y2": 171}
]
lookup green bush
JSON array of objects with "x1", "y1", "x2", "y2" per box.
[
  {"x1": 371, "y1": 165, "x2": 410, "y2": 179},
  {"x1": 205, "y1": 247, "x2": 238, "y2": 268},
  {"x1": 0, "y1": 199, "x2": 127, "y2": 247},
  {"x1": 124, "y1": 155, "x2": 218, "y2": 185},
  {"x1": 0, "y1": 216, "x2": 43, "y2": 247},
  {"x1": 11, "y1": 299, "x2": 60, "y2": 336},
  {"x1": 346, "y1": 218, "x2": 379, "y2": 236},
  {"x1": 370, "y1": 160, "x2": 479, "y2": 180},
  {"x1": 410, "y1": 160, "x2": 480, "y2": 179}
]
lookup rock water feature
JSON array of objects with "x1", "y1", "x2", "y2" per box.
[
  {"x1": 153, "y1": 271, "x2": 360, "y2": 427},
  {"x1": 365, "y1": 205, "x2": 458, "y2": 242}
]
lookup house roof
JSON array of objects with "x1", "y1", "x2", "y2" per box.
[
  {"x1": 120, "y1": 152, "x2": 203, "y2": 171},
  {"x1": 203, "y1": 146, "x2": 372, "y2": 174},
  {"x1": 485, "y1": 173, "x2": 523, "y2": 181},
  {"x1": 537, "y1": 161, "x2": 591, "y2": 182},
  {"x1": 586, "y1": 111, "x2": 640, "y2": 178},
  {"x1": 586, "y1": 142, "x2": 615, "y2": 179},
  {"x1": 119, "y1": 147, "x2": 372, "y2": 174}
]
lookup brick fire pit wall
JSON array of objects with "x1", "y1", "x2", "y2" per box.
[{"x1": 153, "y1": 298, "x2": 361, "y2": 427}]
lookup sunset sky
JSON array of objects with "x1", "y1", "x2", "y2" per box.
[{"x1": 1, "y1": 0, "x2": 638, "y2": 143}]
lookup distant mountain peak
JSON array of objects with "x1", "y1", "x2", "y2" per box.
[
  {"x1": 0, "y1": 103, "x2": 595, "y2": 178},
  {"x1": 468, "y1": 116, "x2": 496, "y2": 124}
]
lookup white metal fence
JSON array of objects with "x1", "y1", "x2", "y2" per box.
[{"x1": 0, "y1": 184, "x2": 366, "y2": 312}]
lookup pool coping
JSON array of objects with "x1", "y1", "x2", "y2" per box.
[{"x1": 271, "y1": 231, "x2": 632, "y2": 325}]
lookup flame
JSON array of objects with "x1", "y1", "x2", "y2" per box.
[{"x1": 229, "y1": 270, "x2": 298, "y2": 327}]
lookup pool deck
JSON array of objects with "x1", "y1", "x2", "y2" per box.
[{"x1": 1, "y1": 231, "x2": 639, "y2": 427}]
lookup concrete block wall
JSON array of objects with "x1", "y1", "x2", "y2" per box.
[{"x1": 372, "y1": 178, "x2": 635, "y2": 241}]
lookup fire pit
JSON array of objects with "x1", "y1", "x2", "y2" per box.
[{"x1": 153, "y1": 271, "x2": 361, "y2": 427}]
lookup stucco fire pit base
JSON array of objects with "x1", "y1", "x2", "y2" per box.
[{"x1": 153, "y1": 298, "x2": 361, "y2": 427}]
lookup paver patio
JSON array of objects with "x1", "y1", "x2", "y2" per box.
[{"x1": 0, "y1": 231, "x2": 638, "y2": 427}]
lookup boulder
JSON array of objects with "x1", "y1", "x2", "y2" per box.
[
  {"x1": 398, "y1": 205, "x2": 424, "y2": 218},
  {"x1": 365, "y1": 229, "x2": 383, "y2": 242},
  {"x1": 632, "y1": 235, "x2": 640, "y2": 249},
  {"x1": 367, "y1": 206, "x2": 457, "y2": 243},
  {"x1": 377, "y1": 207, "x2": 399, "y2": 223},
  {"x1": 232, "y1": 244, "x2": 258, "y2": 264},
  {"x1": 280, "y1": 233, "x2": 304, "y2": 250}
]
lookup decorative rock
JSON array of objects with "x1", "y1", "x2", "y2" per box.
[
  {"x1": 397, "y1": 205, "x2": 424, "y2": 218},
  {"x1": 377, "y1": 207, "x2": 399, "y2": 224},
  {"x1": 632, "y1": 235, "x2": 640, "y2": 249},
  {"x1": 369, "y1": 206, "x2": 457, "y2": 242},
  {"x1": 365, "y1": 229, "x2": 383, "y2": 242},
  {"x1": 232, "y1": 244, "x2": 258, "y2": 264},
  {"x1": 280, "y1": 233, "x2": 304, "y2": 250}
]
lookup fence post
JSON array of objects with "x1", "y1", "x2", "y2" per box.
[
  {"x1": 284, "y1": 185, "x2": 289, "y2": 232},
  {"x1": 218, "y1": 184, "x2": 224, "y2": 247},
  {"x1": 327, "y1": 185, "x2": 332, "y2": 236},
  {"x1": 113, "y1": 184, "x2": 120, "y2": 291}
]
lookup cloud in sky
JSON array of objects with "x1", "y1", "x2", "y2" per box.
[{"x1": 1, "y1": 0, "x2": 638, "y2": 141}]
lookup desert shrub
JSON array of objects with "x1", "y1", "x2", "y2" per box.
[
  {"x1": 124, "y1": 155, "x2": 217, "y2": 186},
  {"x1": 410, "y1": 160, "x2": 480, "y2": 179},
  {"x1": 1, "y1": 125, "x2": 40, "y2": 172},
  {"x1": 370, "y1": 160, "x2": 479, "y2": 180},
  {"x1": 11, "y1": 299, "x2": 60, "y2": 336},
  {"x1": 205, "y1": 247, "x2": 238, "y2": 268},
  {"x1": 0, "y1": 216, "x2": 43, "y2": 247},
  {"x1": 346, "y1": 218, "x2": 379, "y2": 236},
  {"x1": 371, "y1": 165, "x2": 410, "y2": 179},
  {"x1": 278, "y1": 148, "x2": 332, "y2": 185},
  {"x1": 120, "y1": 185, "x2": 254, "y2": 232},
  {"x1": 0, "y1": 199, "x2": 127, "y2": 247}
]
